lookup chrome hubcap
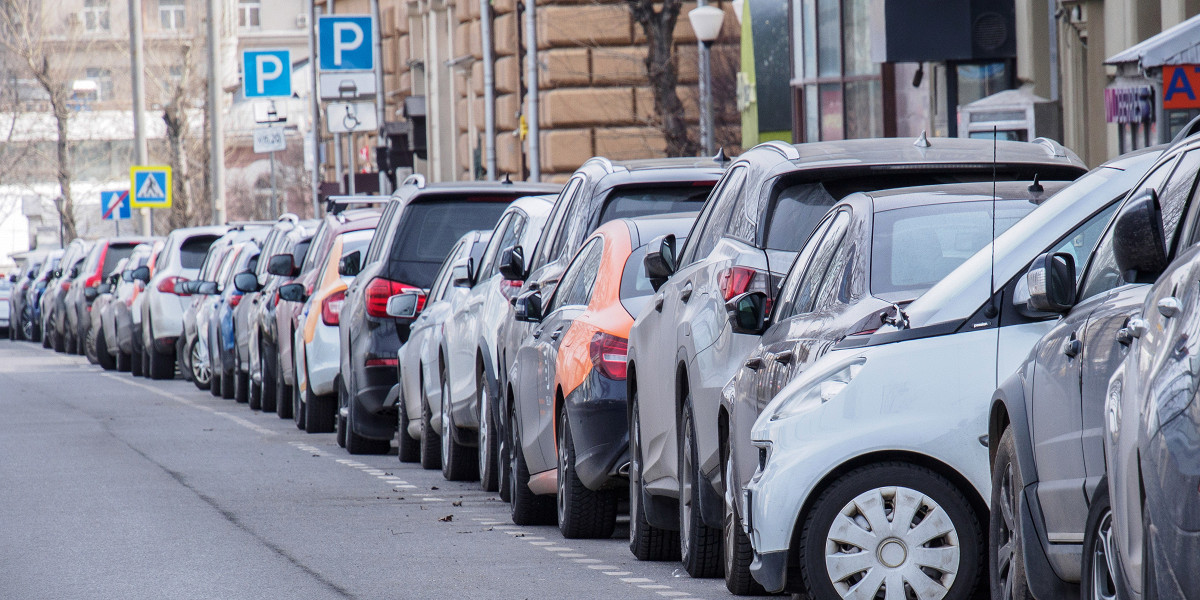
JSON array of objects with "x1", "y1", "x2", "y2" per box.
[
  {"x1": 441, "y1": 378, "x2": 451, "y2": 463},
  {"x1": 996, "y1": 462, "x2": 1018, "y2": 599},
  {"x1": 191, "y1": 342, "x2": 210, "y2": 385},
  {"x1": 825, "y1": 486, "x2": 960, "y2": 600},
  {"x1": 679, "y1": 413, "x2": 694, "y2": 559},
  {"x1": 557, "y1": 413, "x2": 568, "y2": 523},
  {"x1": 478, "y1": 383, "x2": 489, "y2": 476},
  {"x1": 1091, "y1": 511, "x2": 1118, "y2": 600}
]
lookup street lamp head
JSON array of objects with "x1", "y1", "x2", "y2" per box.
[{"x1": 688, "y1": 6, "x2": 725, "y2": 45}]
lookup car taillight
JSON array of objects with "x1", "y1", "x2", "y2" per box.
[
  {"x1": 273, "y1": 290, "x2": 280, "y2": 307},
  {"x1": 365, "y1": 277, "x2": 424, "y2": 318},
  {"x1": 717, "y1": 266, "x2": 764, "y2": 302},
  {"x1": 365, "y1": 358, "x2": 399, "y2": 367},
  {"x1": 60, "y1": 281, "x2": 70, "y2": 292},
  {"x1": 85, "y1": 274, "x2": 101, "y2": 288},
  {"x1": 322, "y1": 290, "x2": 346, "y2": 326},
  {"x1": 590, "y1": 332, "x2": 628, "y2": 380},
  {"x1": 158, "y1": 276, "x2": 190, "y2": 296},
  {"x1": 229, "y1": 294, "x2": 242, "y2": 307}
]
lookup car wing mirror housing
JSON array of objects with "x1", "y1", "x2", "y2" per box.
[
  {"x1": 498, "y1": 245, "x2": 526, "y2": 281},
  {"x1": 1113, "y1": 189, "x2": 1169, "y2": 284},
  {"x1": 278, "y1": 282, "x2": 307, "y2": 303},
  {"x1": 131, "y1": 266, "x2": 150, "y2": 283},
  {"x1": 513, "y1": 289, "x2": 544, "y2": 322},
  {"x1": 1025, "y1": 252, "x2": 1077, "y2": 314},
  {"x1": 233, "y1": 271, "x2": 260, "y2": 293},
  {"x1": 451, "y1": 262, "x2": 472, "y2": 287},
  {"x1": 386, "y1": 291, "x2": 421, "y2": 318},
  {"x1": 197, "y1": 281, "x2": 219, "y2": 295},
  {"x1": 84, "y1": 287, "x2": 99, "y2": 301},
  {"x1": 268, "y1": 254, "x2": 298, "y2": 277},
  {"x1": 644, "y1": 234, "x2": 678, "y2": 291},
  {"x1": 726, "y1": 291, "x2": 769, "y2": 334},
  {"x1": 338, "y1": 250, "x2": 361, "y2": 277}
]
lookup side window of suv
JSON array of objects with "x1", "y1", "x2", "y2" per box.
[
  {"x1": 773, "y1": 212, "x2": 836, "y2": 319},
  {"x1": 682, "y1": 166, "x2": 747, "y2": 265},
  {"x1": 535, "y1": 177, "x2": 584, "y2": 269},
  {"x1": 548, "y1": 237, "x2": 603, "y2": 312},
  {"x1": 787, "y1": 210, "x2": 851, "y2": 317},
  {"x1": 365, "y1": 203, "x2": 399, "y2": 264},
  {"x1": 478, "y1": 213, "x2": 515, "y2": 281}
]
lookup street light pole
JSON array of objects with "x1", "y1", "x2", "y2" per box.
[
  {"x1": 524, "y1": 0, "x2": 540, "y2": 181},
  {"x1": 127, "y1": 0, "x2": 151, "y2": 235},
  {"x1": 206, "y1": 0, "x2": 226, "y2": 225},
  {"x1": 688, "y1": 4, "x2": 724, "y2": 156},
  {"x1": 308, "y1": 1, "x2": 322, "y2": 217}
]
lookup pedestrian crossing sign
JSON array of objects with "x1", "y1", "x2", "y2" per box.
[{"x1": 130, "y1": 166, "x2": 172, "y2": 208}]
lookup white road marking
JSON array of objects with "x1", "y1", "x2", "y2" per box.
[
  {"x1": 638, "y1": 585, "x2": 672, "y2": 590},
  {"x1": 587, "y1": 565, "x2": 617, "y2": 570},
  {"x1": 621, "y1": 578, "x2": 653, "y2": 583},
  {"x1": 100, "y1": 374, "x2": 276, "y2": 436},
  {"x1": 603, "y1": 571, "x2": 632, "y2": 576},
  {"x1": 657, "y1": 593, "x2": 691, "y2": 597}
]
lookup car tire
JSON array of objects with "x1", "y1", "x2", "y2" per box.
[
  {"x1": 723, "y1": 447, "x2": 764, "y2": 595},
  {"x1": 679, "y1": 400, "x2": 722, "y2": 578},
  {"x1": 508, "y1": 402, "x2": 555, "y2": 526},
  {"x1": 220, "y1": 368, "x2": 235, "y2": 399},
  {"x1": 498, "y1": 386, "x2": 512, "y2": 503},
  {"x1": 40, "y1": 321, "x2": 51, "y2": 348},
  {"x1": 629, "y1": 392, "x2": 680, "y2": 561},
  {"x1": 116, "y1": 351, "x2": 131, "y2": 373},
  {"x1": 798, "y1": 462, "x2": 984, "y2": 600},
  {"x1": 344, "y1": 391, "x2": 390, "y2": 455},
  {"x1": 420, "y1": 381, "x2": 443, "y2": 470},
  {"x1": 336, "y1": 382, "x2": 347, "y2": 448},
  {"x1": 131, "y1": 339, "x2": 144, "y2": 376},
  {"x1": 139, "y1": 342, "x2": 151, "y2": 378},
  {"x1": 441, "y1": 367, "x2": 478, "y2": 481},
  {"x1": 304, "y1": 386, "x2": 336, "y2": 434},
  {"x1": 397, "y1": 400, "x2": 420, "y2": 463},
  {"x1": 260, "y1": 343, "x2": 277, "y2": 413},
  {"x1": 275, "y1": 360, "x2": 292, "y2": 420},
  {"x1": 95, "y1": 328, "x2": 116, "y2": 370},
  {"x1": 190, "y1": 342, "x2": 210, "y2": 390},
  {"x1": 1080, "y1": 480, "x2": 1119, "y2": 600},
  {"x1": 249, "y1": 375, "x2": 262, "y2": 409},
  {"x1": 52, "y1": 328, "x2": 64, "y2": 352},
  {"x1": 240, "y1": 369, "x2": 254, "y2": 407},
  {"x1": 557, "y1": 408, "x2": 617, "y2": 539},
  {"x1": 148, "y1": 345, "x2": 175, "y2": 381},
  {"x1": 990, "y1": 428, "x2": 1032, "y2": 600},
  {"x1": 477, "y1": 366, "x2": 499, "y2": 492},
  {"x1": 210, "y1": 370, "x2": 223, "y2": 397},
  {"x1": 294, "y1": 382, "x2": 306, "y2": 430}
]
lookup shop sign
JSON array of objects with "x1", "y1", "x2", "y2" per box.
[
  {"x1": 1164, "y1": 65, "x2": 1200, "y2": 110},
  {"x1": 1105, "y1": 86, "x2": 1154, "y2": 123}
]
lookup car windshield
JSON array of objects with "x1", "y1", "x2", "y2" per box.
[
  {"x1": 871, "y1": 199, "x2": 1036, "y2": 303},
  {"x1": 597, "y1": 185, "x2": 713, "y2": 225},
  {"x1": 388, "y1": 198, "x2": 510, "y2": 288},
  {"x1": 103, "y1": 244, "x2": 139, "y2": 277}
]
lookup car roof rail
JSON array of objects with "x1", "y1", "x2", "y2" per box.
[
  {"x1": 582, "y1": 156, "x2": 618, "y2": 174},
  {"x1": 760, "y1": 140, "x2": 801, "y2": 160},
  {"x1": 325, "y1": 195, "x2": 386, "y2": 215},
  {"x1": 1032, "y1": 137, "x2": 1068, "y2": 159},
  {"x1": 1169, "y1": 115, "x2": 1200, "y2": 146},
  {"x1": 276, "y1": 213, "x2": 299, "y2": 224},
  {"x1": 401, "y1": 173, "x2": 426, "y2": 189}
]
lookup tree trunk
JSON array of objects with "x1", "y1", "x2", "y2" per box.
[
  {"x1": 48, "y1": 81, "x2": 76, "y2": 241},
  {"x1": 627, "y1": 0, "x2": 698, "y2": 157}
]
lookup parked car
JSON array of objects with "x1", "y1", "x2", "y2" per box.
[
  {"x1": 97, "y1": 243, "x2": 156, "y2": 372},
  {"x1": 392, "y1": 230, "x2": 490, "y2": 466},
  {"x1": 290, "y1": 218, "x2": 379, "y2": 432},
  {"x1": 180, "y1": 238, "x2": 238, "y2": 389},
  {"x1": 986, "y1": 148, "x2": 1179, "y2": 599},
  {"x1": 140, "y1": 225, "x2": 230, "y2": 379},
  {"x1": 409, "y1": 194, "x2": 554, "y2": 490},
  {"x1": 8, "y1": 255, "x2": 44, "y2": 341},
  {"x1": 67, "y1": 237, "x2": 151, "y2": 358},
  {"x1": 496, "y1": 157, "x2": 724, "y2": 518},
  {"x1": 21, "y1": 250, "x2": 62, "y2": 342},
  {"x1": 208, "y1": 241, "x2": 260, "y2": 400},
  {"x1": 737, "y1": 145, "x2": 1155, "y2": 597},
  {"x1": 86, "y1": 257, "x2": 128, "y2": 368},
  {"x1": 0, "y1": 278, "x2": 11, "y2": 335},
  {"x1": 510, "y1": 214, "x2": 695, "y2": 538},
  {"x1": 626, "y1": 136, "x2": 1088, "y2": 575},
  {"x1": 43, "y1": 239, "x2": 93, "y2": 353},
  {"x1": 337, "y1": 177, "x2": 559, "y2": 455},
  {"x1": 128, "y1": 242, "x2": 167, "y2": 377}
]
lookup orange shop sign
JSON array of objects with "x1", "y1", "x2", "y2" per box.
[{"x1": 1164, "y1": 65, "x2": 1200, "y2": 110}]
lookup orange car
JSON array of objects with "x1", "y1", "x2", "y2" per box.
[{"x1": 508, "y1": 214, "x2": 695, "y2": 538}]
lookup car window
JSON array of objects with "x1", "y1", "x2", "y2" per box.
[
  {"x1": 682, "y1": 166, "x2": 746, "y2": 264},
  {"x1": 763, "y1": 182, "x2": 840, "y2": 251},
  {"x1": 102, "y1": 244, "x2": 138, "y2": 277},
  {"x1": 774, "y1": 213, "x2": 837, "y2": 319},
  {"x1": 534, "y1": 177, "x2": 584, "y2": 269},
  {"x1": 479, "y1": 212, "x2": 517, "y2": 281},
  {"x1": 724, "y1": 173, "x2": 758, "y2": 242},
  {"x1": 786, "y1": 210, "x2": 851, "y2": 317},
  {"x1": 428, "y1": 241, "x2": 464, "y2": 303},
  {"x1": 1080, "y1": 155, "x2": 1182, "y2": 301},
  {"x1": 180, "y1": 235, "x2": 219, "y2": 270},
  {"x1": 365, "y1": 202, "x2": 400, "y2": 264},
  {"x1": 596, "y1": 184, "x2": 712, "y2": 225},
  {"x1": 548, "y1": 237, "x2": 603, "y2": 313},
  {"x1": 387, "y1": 199, "x2": 509, "y2": 289},
  {"x1": 1160, "y1": 150, "x2": 1200, "y2": 249}
]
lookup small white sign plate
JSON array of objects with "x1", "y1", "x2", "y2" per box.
[
  {"x1": 319, "y1": 72, "x2": 377, "y2": 99},
  {"x1": 326, "y1": 101, "x2": 378, "y2": 133},
  {"x1": 254, "y1": 127, "x2": 287, "y2": 153}
]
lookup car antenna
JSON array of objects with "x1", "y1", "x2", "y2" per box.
[{"x1": 984, "y1": 126, "x2": 1000, "y2": 319}]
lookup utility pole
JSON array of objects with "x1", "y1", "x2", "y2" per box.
[
  {"x1": 330, "y1": 0, "x2": 344, "y2": 194},
  {"x1": 524, "y1": 0, "x2": 539, "y2": 181},
  {"x1": 207, "y1": 0, "x2": 226, "y2": 225},
  {"x1": 370, "y1": 0, "x2": 388, "y2": 194},
  {"x1": 308, "y1": 2, "x2": 322, "y2": 217},
  {"x1": 128, "y1": 0, "x2": 151, "y2": 235},
  {"x1": 480, "y1": 0, "x2": 496, "y2": 180}
]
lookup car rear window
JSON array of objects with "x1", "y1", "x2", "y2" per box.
[
  {"x1": 181, "y1": 235, "x2": 220, "y2": 269},
  {"x1": 388, "y1": 198, "x2": 510, "y2": 288},
  {"x1": 870, "y1": 199, "x2": 1035, "y2": 302},
  {"x1": 102, "y1": 244, "x2": 138, "y2": 277},
  {"x1": 597, "y1": 185, "x2": 713, "y2": 225}
]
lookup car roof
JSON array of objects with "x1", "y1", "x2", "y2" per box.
[
  {"x1": 624, "y1": 213, "x2": 699, "y2": 248},
  {"x1": 757, "y1": 137, "x2": 1086, "y2": 171},
  {"x1": 575, "y1": 156, "x2": 728, "y2": 188},
  {"x1": 394, "y1": 178, "x2": 562, "y2": 199},
  {"x1": 856, "y1": 180, "x2": 1073, "y2": 212}
]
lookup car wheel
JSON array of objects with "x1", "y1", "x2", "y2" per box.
[
  {"x1": 498, "y1": 387, "x2": 512, "y2": 503},
  {"x1": 441, "y1": 366, "x2": 478, "y2": 481},
  {"x1": 1081, "y1": 481, "x2": 1118, "y2": 600},
  {"x1": 275, "y1": 358, "x2": 292, "y2": 420},
  {"x1": 420, "y1": 380, "x2": 443, "y2": 470},
  {"x1": 344, "y1": 389, "x2": 390, "y2": 455},
  {"x1": 294, "y1": 382, "x2": 306, "y2": 430},
  {"x1": 116, "y1": 351, "x2": 131, "y2": 373},
  {"x1": 148, "y1": 344, "x2": 175, "y2": 381},
  {"x1": 397, "y1": 400, "x2": 420, "y2": 463},
  {"x1": 190, "y1": 342, "x2": 211, "y2": 390},
  {"x1": 220, "y1": 368, "x2": 235, "y2": 399},
  {"x1": 240, "y1": 368, "x2": 254, "y2": 407},
  {"x1": 140, "y1": 342, "x2": 151, "y2": 378},
  {"x1": 477, "y1": 367, "x2": 500, "y2": 491},
  {"x1": 798, "y1": 462, "x2": 984, "y2": 600},
  {"x1": 258, "y1": 348, "x2": 275, "y2": 414},
  {"x1": 679, "y1": 400, "x2": 722, "y2": 578},
  {"x1": 723, "y1": 446, "x2": 764, "y2": 595},
  {"x1": 248, "y1": 374, "x2": 262, "y2": 409},
  {"x1": 52, "y1": 328, "x2": 64, "y2": 352},
  {"x1": 557, "y1": 408, "x2": 617, "y2": 539},
  {"x1": 304, "y1": 385, "x2": 336, "y2": 434},
  {"x1": 209, "y1": 370, "x2": 223, "y2": 397},
  {"x1": 335, "y1": 381, "x2": 347, "y2": 448},
  {"x1": 629, "y1": 391, "x2": 680, "y2": 561},
  {"x1": 507, "y1": 402, "x2": 555, "y2": 526},
  {"x1": 990, "y1": 428, "x2": 1032, "y2": 600},
  {"x1": 95, "y1": 328, "x2": 116, "y2": 370},
  {"x1": 132, "y1": 339, "x2": 144, "y2": 376}
]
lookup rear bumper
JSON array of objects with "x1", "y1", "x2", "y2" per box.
[
  {"x1": 307, "y1": 323, "x2": 340, "y2": 397},
  {"x1": 564, "y1": 373, "x2": 630, "y2": 491},
  {"x1": 349, "y1": 363, "x2": 399, "y2": 440}
]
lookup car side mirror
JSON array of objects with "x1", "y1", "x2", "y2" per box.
[
  {"x1": 498, "y1": 245, "x2": 526, "y2": 281},
  {"x1": 98, "y1": 282, "x2": 112, "y2": 294},
  {"x1": 122, "y1": 271, "x2": 134, "y2": 282},
  {"x1": 1113, "y1": 189, "x2": 1169, "y2": 283},
  {"x1": 197, "y1": 281, "x2": 219, "y2": 295},
  {"x1": 339, "y1": 250, "x2": 361, "y2": 277},
  {"x1": 131, "y1": 266, "x2": 150, "y2": 283},
  {"x1": 726, "y1": 291, "x2": 768, "y2": 334},
  {"x1": 268, "y1": 254, "x2": 298, "y2": 277},
  {"x1": 513, "y1": 289, "x2": 544, "y2": 322},
  {"x1": 1026, "y1": 252, "x2": 1077, "y2": 313},
  {"x1": 385, "y1": 291, "x2": 421, "y2": 318},
  {"x1": 644, "y1": 234, "x2": 678, "y2": 291},
  {"x1": 84, "y1": 287, "x2": 99, "y2": 301},
  {"x1": 279, "y1": 282, "x2": 307, "y2": 303},
  {"x1": 7, "y1": 274, "x2": 15, "y2": 282},
  {"x1": 451, "y1": 262, "x2": 472, "y2": 287},
  {"x1": 234, "y1": 271, "x2": 260, "y2": 293},
  {"x1": 69, "y1": 267, "x2": 79, "y2": 279}
]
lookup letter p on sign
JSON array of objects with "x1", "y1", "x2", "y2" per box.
[
  {"x1": 319, "y1": 15, "x2": 374, "y2": 71},
  {"x1": 243, "y1": 49, "x2": 292, "y2": 98}
]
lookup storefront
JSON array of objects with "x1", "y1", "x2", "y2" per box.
[{"x1": 1105, "y1": 15, "x2": 1200, "y2": 153}]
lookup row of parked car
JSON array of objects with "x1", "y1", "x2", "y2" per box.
[{"x1": 8, "y1": 129, "x2": 1200, "y2": 600}]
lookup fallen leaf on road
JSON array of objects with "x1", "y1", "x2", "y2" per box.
[
  {"x1": 452, "y1": 500, "x2": 462, "y2": 507},
  {"x1": 439, "y1": 514, "x2": 454, "y2": 522}
]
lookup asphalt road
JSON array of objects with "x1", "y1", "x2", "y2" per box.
[{"x1": 0, "y1": 339, "x2": 730, "y2": 600}]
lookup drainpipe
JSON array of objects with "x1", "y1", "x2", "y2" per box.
[{"x1": 480, "y1": 0, "x2": 497, "y2": 180}]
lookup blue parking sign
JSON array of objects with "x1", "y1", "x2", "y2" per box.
[
  {"x1": 318, "y1": 15, "x2": 374, "y2": 71},
  {"x1": 101, "y1": 191, "x2": 130, "y2": 220},
  {"x1": 243, "y1": 49, "x2": 292, "y2": 98}
]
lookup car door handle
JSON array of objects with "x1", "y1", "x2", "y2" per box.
[
  {"x1": 680, "y1": 282, "x2": 693, "y2": 303},
  {"x1": 549, "y1": 326, "x2": 564, "y2": 341},
  {"x1": 1128, "y1": 318, "x2": 1147, "y2": 338},
  {"x1": 1158, "y1": 297, "x2": 1182, "y2": 318},
  {"x1": 532, "y1": 326, "x2": 544, "y2": 339},
  {"x1": 1116, "y1": 328, "x2": 1134, "y2": 346},
  {"x1": 770, "y1": 351, "x2": 794, "y2": 365},
  {"x1": 744, "y1": 356, "x2": 764, "y2": 371},
  {"x1": 1063, "y1": 336, "x2": 1082, "y2": 358},
  {"x1": 654, "y1": 295, "x2": 664, "y2": 312}
]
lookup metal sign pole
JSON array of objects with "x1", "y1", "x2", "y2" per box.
[
  {"x1": 128, "y1": 0, "x2": 151, "y2": 235},
  {"x1": 269, "y1": 149, "x2": 278, "y2": 217},
  {"x1": 348, "y1": 133, "x2": 356, "y2": 194},
  {"x1": 308, "y1": 2, "x2": 322, "y2": 218}
]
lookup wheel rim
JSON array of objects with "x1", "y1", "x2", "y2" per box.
[
  {"x1": 557, "y1": 411, "x2": 568, "y2": 524},
  {"x1": 824, "y1": 486, "x2": 961, "y2": 600},
  {"x1": 630, "y1": 397, "x2": 643, "y2": 545},
  {"x1": 1090, "y1": 510, "x2": 1118, "y2": 600},
  {"x1": 191, "y1": 342, "x2": 210, "y2": 385},
  {"x1": 679, "y1": 409, "x2": 694, "y2": 560},
  {"x1": 996, "y1": 461, "x2": 1018, "y2": 600},
  {"x1": 508, "y1": 408, "x2": 519, "y2": 502},
  {"x1": 723, "y1": 451, "x2": 737, "y2": 575},
  {"x1": 478, "y1": 381, "x2": 490, "y2": 477},
  {"x1": 441, "y1": 376, "x2": 452, "y2": 464}
]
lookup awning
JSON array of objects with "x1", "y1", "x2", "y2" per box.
[{"x1": 1106, "y1": 14, "x2": 1200, "y2": 68}]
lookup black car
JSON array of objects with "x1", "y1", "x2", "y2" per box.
[
  {"x1": 336, "y1": 177, "x2": 561, "y2": 455},
  {"x1": 495, "y1": 156, "x2": 726, "y2": 522},
  {"x1": 8, "y1": 257, "x2": 43, "y2": 341},
  {"x1": 20, "y1": 251, "x2": 62, "y2": 342}
]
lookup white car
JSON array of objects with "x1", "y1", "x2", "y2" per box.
[{"x1": 740, "y1": 153, "x2": 1158, "y2": 598}]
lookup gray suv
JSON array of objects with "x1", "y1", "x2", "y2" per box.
[{"x1": 626, "y1": 136, "x2": 1089, "y2": 578}]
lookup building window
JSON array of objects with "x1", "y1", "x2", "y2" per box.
[
  {"x1": 83, "y1": 0, "x2": 110, "y2": 32},
  {"x1": 159, "y1": 0, "x2": 185, "y2": 30},
  {"x1": 84, "y1": 67, "x2": 113, "y2": 101},
  {"x1": 238, "y1": 0, "x2": 261, "y2": 29},
  {"x1": 792, "y1": 0, "x2": 883, "y2": 142}
]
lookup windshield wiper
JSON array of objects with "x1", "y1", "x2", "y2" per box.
[{"x1": 880, "y1": 303, "x2": 910, "y2": 330}]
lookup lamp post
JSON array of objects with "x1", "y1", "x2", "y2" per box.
[{"x1": 688, "y1": 4, "x2": 724, "y2": 156}]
